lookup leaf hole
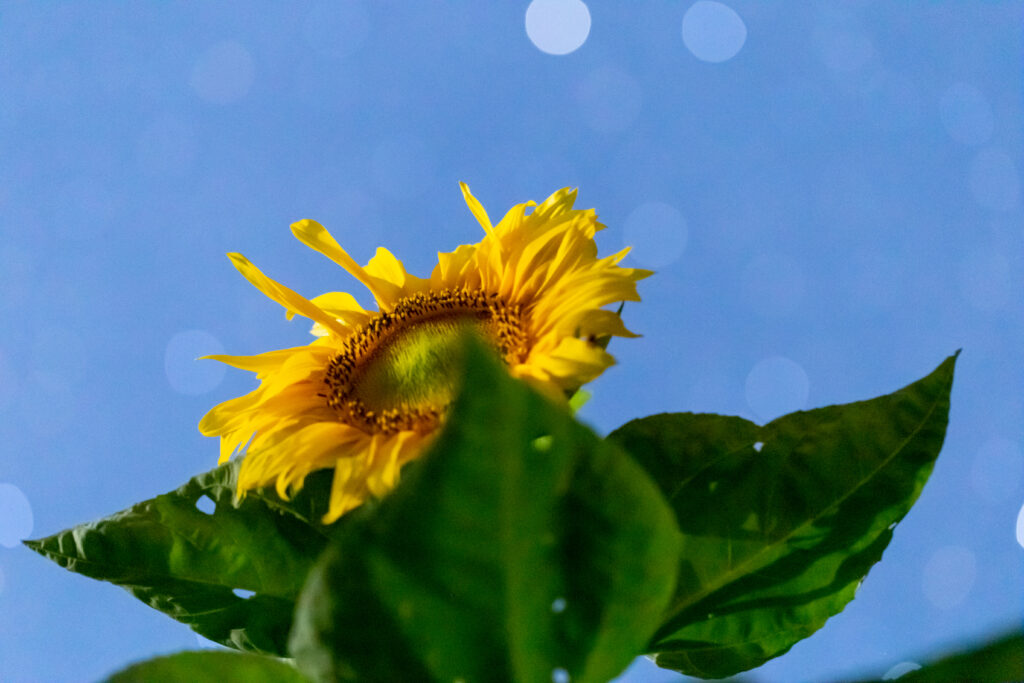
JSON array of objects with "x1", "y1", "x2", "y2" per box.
[
  {"x1": 551, "y1": 668, "x2": 570, "y2": 683},
  {"x1": 196, "y1": 495, "x2": 216, "y2": 514},
  {"x1": 551, "y1": 597, "x2": 567, "y2": 614},
  {"x1": 753, "y1": 441, "x2": 764, "y2": 452},
  {"x1": 232, "y1": 588, "x2": 256, "y2": 599}
]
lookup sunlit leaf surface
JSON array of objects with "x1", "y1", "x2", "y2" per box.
[
  {"x1": 103, "y1": 650, "x2": 310, "y2": 683},
  {"x1": 25, "y1": 462, "x2": 336, "y2": 655},
  {"x1": 609, "y1": 353, "x2": 958, "y2": 678}
]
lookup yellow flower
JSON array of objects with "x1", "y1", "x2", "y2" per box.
[{"x1": 200, "y1": 184, "x2": 651, "y2": 523}]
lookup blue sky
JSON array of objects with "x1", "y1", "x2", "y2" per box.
[{"x1": 0, "y1": 2, "x2": 1021, "y2": 681}]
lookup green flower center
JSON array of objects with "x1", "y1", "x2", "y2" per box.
[{"x1": 325, "y1": 288, "x2": 526, "y2": 434}]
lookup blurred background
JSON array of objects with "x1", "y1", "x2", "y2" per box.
[{"x1": 0, "y1": 2, "x2": 1021, "y2": 681}]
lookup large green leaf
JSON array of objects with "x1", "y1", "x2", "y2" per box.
[
  {"x1": 25, "y1": 461, "x2": 337, "y2": 655},
  {"x1": 608, "y1": 353, "x2": 958, "y2": 678},
  {"x1": 288, "y1": 340, "x2": 682, "y2": 683},
  {"x1": 104, "y1": 650, "x2": 311, "y2": 683}
]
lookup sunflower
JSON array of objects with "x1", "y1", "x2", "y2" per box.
[{"x1": 199, "y1": 184, "x2": 651, "y2": 523}]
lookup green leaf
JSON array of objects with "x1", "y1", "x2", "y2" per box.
[
  {"x1": 25, "y1": 461, "x2": 335, "y2": 655},
  {"x1": 857, "y1": 629, "x2": 1024, "y2": 683},
  {"x1": 288, "y1": 339, "x2": 682, "y2": 683},
  {"x1": 104, "y1": 650, "x2": 311, "y2": 683},
  {"x1": 608, "y1": 353, "x2": 958, "y2": 679}
]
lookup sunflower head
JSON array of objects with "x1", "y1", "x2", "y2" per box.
[{"x1": 200, "y1": 184, "x2": 651, "y2": 523}]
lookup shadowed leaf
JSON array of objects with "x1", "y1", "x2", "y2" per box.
[{"x1": 288, "y1": 338, "x2": 682, "y2": 683}]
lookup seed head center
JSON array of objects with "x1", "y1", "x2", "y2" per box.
[{"x1": 324, "y1": 288, "x2": 527, "y2": 434}]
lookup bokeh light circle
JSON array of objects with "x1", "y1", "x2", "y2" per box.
[
  {"x1": 623, "y1": 201, "x2": 688, "y2": 268},
  {"x1": 525, "y1": 0, "x2": 591, "y2": 56},
  {"x1": 682, "y1": 1, "x2": 747, "y2": 63},
  {"x1": 745, "y1": 356, "x2": 810, "y2": 423},
  {"x1": 165, "y1": 330, "x2": 226, "y2": 396},
  {"x1": 882, "y1": 661, "x2": 922, "y2": 680},
  {"x1": 921, "y1": 545, "x2": 977, "y2": 609},
  {"x1": 0, "y1": 483, "x2": 34, "y2": 548},
  {"x1": 1016, "y1": 502, "x2": 1024, "y2": 550}
]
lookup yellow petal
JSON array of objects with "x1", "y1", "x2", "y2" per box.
[
  {"x1": 290, "y1": 219, "x2": 404, "y2": 308},
  {"x1": 227, "y1": 253, "x2": 349, "y2": 337},
  {"x1": 459, "y1": 182, "x2": 498, "y2": 241}
]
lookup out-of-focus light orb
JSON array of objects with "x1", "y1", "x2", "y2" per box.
[
  {"x1": 882, "y1": 661, "x2": 922, "y2": 680},
  {"x1": 745, "y1": 356, "x2": 809, "y2": 423},
  {"x1": 940, "y1": 83, "x2": 994, "y2": 146},
  {"x1": 165, "y1": 330, "x2": 226, "y2": 396},
  {"x1": 190, "y1": 41, "x2": 255, "y2": 105},
  {"x1": 682, "y1": 1, "x2": 747, "y2": 63},
  {"x1": 551, "y1": 667, "x2": 570, "y2": 683},
  {"x1": 623, "y1": 201, "x2": 688, "y2": 268},
  {"x1": 576, "y1": 66, "x2": 642, "y2": 133},
  {"x1": 0, "y1": 483, "x2": 34, "y2": 548},
  {"x1": 969, "y1": 148, "x2": 1021, "y2": 212},
  {"x1": 1017, "y1": 502, "x2": 1024, "y2": 550},
  {"x1": 922, "y1": 545, "x2": 977, "y2": 609},
  {"x1": 525, "y1": 0, "x2": 591, "y2": 56},
  {"x1": 958, "y1": 247, "x2": 1011, "y2": 312}
]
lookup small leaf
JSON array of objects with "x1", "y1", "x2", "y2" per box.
[
  {"x1": 104, "y1": 650, "x2": 311, "y2": 683},
  {"x1": 25, "y1": 461, "x2": 335, "y2": 655},
  {"x1": 608, "y1": 353, "x2": 958, "y2": 678},
  {"x1": 288, "y1": 338, "x2": 682, "y2": 683}
]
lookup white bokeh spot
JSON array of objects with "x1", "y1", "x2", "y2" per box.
[
  {"x1": 969, "y1": 148, "x2": 1021, "y2": 213},
  {"x1": 525, "y1": 0, "x2": 591, "y2": 56},
  {"x1": 1016, "y1": 502, "x2": 1024, "y2": 550},
  {"x1": 165, "y1": 330, "x2": 227, "y2": 396},
  {"x1": 745, "y1": 356, "x2": 810, "y2": 423},
  {"x1": 0, "y1": 483, "x2": 34, "y2": 548},
  {"x1": 682, "y1": 1, "x2": 747, "y2": 63},
  {"x1": 940, "y1": 83, "x2": 994, "y2": 146},
  {"x1": 882, "y1": 661, "x2": 922, "y2": 680},
  {"x1": 623, "y1": 201, "x2": 688, "y2": 268},
  {"x1": 922, "y1": 545, "x2": 977, "y2": 609},
  {"x1": 190, "y1": 41, "x2": 255, "y2": 105}
]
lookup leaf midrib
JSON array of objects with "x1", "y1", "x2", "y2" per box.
[{"x1": 655, "y1": 379, "x2": 948, "y2": 638}]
